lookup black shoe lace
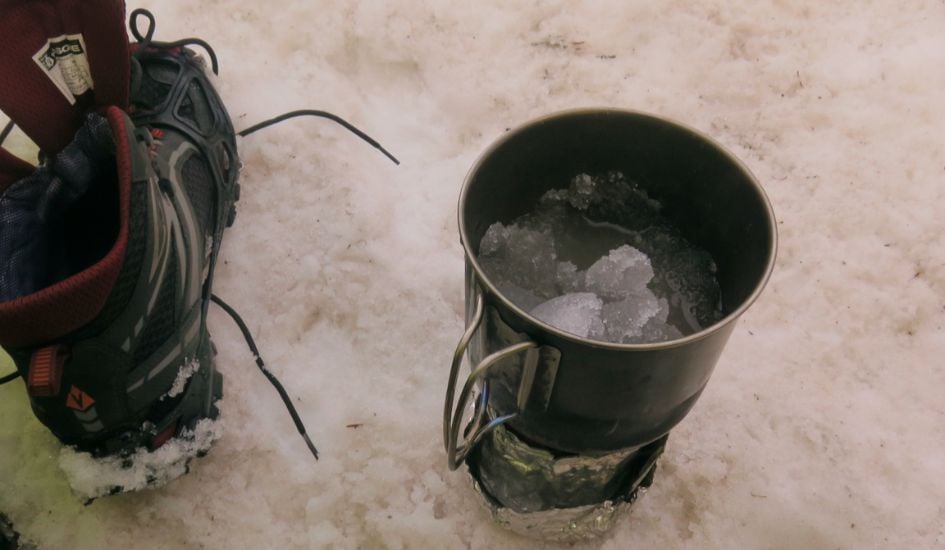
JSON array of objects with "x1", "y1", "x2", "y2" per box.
[
  {"x1": 130, "y1": 8, "x2": 219, "y2": 75},
  {"x1": 128, "y1": 9, "x2": 399, "y2": 165},
  {"x1": 238, "y1": 110, "x2": 400, "y2": 165},
  {"x1": 210, "y1": 294, "x2": 319, "y2": 461}
]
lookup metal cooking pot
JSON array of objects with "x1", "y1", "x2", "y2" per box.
[{"x1": 444, "y1": 108, "x2": 777, "y2": 466}]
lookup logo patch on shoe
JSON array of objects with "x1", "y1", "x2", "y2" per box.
[
  {"x1": 32, "y1": 34, "x2": 94, "y2": 105},
  {"x1": 65, "y1": 386, "x2": 96, "y2": 412}
]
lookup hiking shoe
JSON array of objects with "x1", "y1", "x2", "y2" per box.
[
  {"x1": 0, "y1": 0, "x2": 235, "y2": 473},
  {"x1": 0, "y1": 3, "x2": 400, "y2": 495}
]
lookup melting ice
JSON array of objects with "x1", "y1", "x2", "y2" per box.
[{"x1": 477, "y1": 172, "x2": 723, "y2": 344}]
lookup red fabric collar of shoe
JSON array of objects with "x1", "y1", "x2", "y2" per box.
[{"x1": 0, "y1": 0, "x2": 129, "y2": 155}]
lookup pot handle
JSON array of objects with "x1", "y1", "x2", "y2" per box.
[{"x1": 443, "y1": 288, "x2": 539, "y2": 471}]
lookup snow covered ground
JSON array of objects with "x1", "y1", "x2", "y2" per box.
[{"x1": 2, "y1": 1, "x2": 944, "y2": 547}]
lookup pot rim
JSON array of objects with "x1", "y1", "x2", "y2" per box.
[{"x1": 457, "y1": 107, "x2": 778, "y2": 352}]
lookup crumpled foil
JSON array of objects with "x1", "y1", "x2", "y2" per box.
[{"x1": 466, "y1": 425, "x2": 665, "y2": 542}]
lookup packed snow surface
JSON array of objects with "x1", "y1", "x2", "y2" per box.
[
  {"x1": 58, "y1": 419, "x2": 222, "y2": 502},
  {"x1": 2, "y1": 1, "x2": 945, "y2": 548}
]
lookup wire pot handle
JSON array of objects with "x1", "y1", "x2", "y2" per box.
[{"x1": 443, "y1": 288, "x2": 538, "y2": 471}]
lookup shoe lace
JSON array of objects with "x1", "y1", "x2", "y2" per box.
[
  {"x1": 238, "y1": 110, "x2": 400, "y2": 165},
  {"x1": 130, "y1": 8, "x2": 220, "y2": 75},
  {"x1": 211, "y1": 294, "x2": 319, "y2": 461},
  {"x1": 128, "y1": 8, "x2": 399, "y2": 165}
]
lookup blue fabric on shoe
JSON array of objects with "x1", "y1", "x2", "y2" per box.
[{"x1": 0, "y1": 114, "x2": 115, "y2": 301}]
